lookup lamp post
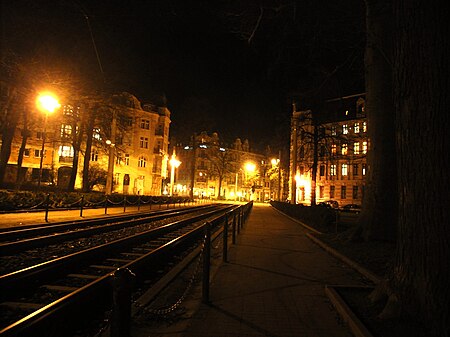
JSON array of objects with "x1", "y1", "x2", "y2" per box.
[
  {"x1": 244, "y1": 162, "x2": 256, "y2": 201},
  {"x1": 271, "y1": 151, "x2": 282, "y2": 201},
  {"x1": 169, "y1": 152, "x2": 181, "y2": 196},
  {"x1": 105, "y1": 110, "x2": 117, "y2": 195},
  {"x1": 36, "y1": 93, "x2": 60, "y2": 188}
]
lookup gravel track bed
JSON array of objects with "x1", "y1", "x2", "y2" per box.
[{"x1": 0, "y1": 212, "x2": 203, "y2": 275}]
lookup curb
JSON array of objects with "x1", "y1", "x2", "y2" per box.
[
  {"x1": 306, "y1": 233, "x2": 381, "y2": 284},
  {"x1": 325, "y1": 285, "x2": 375, "y2": 337}
]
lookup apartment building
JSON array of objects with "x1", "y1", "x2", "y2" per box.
[
  {"x1": 289, "y1": 93, "x2": 367, "y2": 206},
  {"x1": 174, "y1": 132, "x2": 270, "y2": 201},
  {"x1": 1, "y1": 92, "x2": 170, "y2": 195}
]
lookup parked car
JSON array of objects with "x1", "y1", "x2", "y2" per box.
[
  {"x1": 341, "y1": 203, "x2": 361, "y2": 213},
  {"x1": 317, "y1": 200, "x2": 339, "y2": 209}
]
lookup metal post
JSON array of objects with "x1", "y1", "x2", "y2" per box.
[
  {"x1": 111, "y1": 268, "x2": 135, "y2": 337},
  {"x1": 80, "y1": 195, "x2": 84, "y2": 217},
  {"x1": 123, "y1": 195, "x2": 127, "y2": 213},
  {"x1": 105, "y1": 198, "x2": 108, "y2": 215},
  {"x1": 223, "y1": 214, "x2": 228, "y2": 262},
  {"x1": 137, "y1": 196, "x2": 141, "y2": 211},
  {"x1": 237, "y1": 208, "x2": 241, "y2": 234},
  {"x1": 232, "y1": 212, "x2": 236, "y2": 244},
  {"x1": 44, "y1": 193, "x2": 50, "y2": 222},
  {"x1": 202, "y1": 222, "x2": 211, "y2": 303}
]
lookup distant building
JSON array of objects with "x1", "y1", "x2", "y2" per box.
[
  {"x1": 173, "y1": 132, "x2": 271, "y2": 201},
  {"x1": 1, "y1": 92, "x2": 171, "y2": 195},
  {"x1": 289, "y1": 93, "x2": 367, "y2": 206}
]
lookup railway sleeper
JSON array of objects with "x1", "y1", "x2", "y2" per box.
[
  {"x1": 42, "y1": 285, "x2": 79, "y2": 293},
  {"x1": 121, "y1": 252, "x2": 144, "y2": 257},
  {"x1": 106, "y1": 258, "x2": 134, "y2": 263},
  {"x1": 0, "y1": 301, "x2": 44, "y2": 310},
  {"x1": 89, "y1": 265, "x2": 117, "y2": 270},
  {"x1": 67, "y1": 273, "x2": 99, "y2": 279}
]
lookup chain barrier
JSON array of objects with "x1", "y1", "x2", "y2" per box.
[{"x1": 136, "y1": 234, "x2": 207, "y2": 318}]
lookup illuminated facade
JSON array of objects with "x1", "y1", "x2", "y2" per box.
[
  {"x1": 1, "y1": 92, "x2": 170, "y2": 195},
  {"x1": 289, "y1": 93, "x2": 367, "y2": 206},
  {"x1": 175, "y1": 132, "x2": 270, "y2": 201}
]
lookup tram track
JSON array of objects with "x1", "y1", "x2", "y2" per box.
[{"x1": 0, "y1": 203, "x2": 251, "y2": 337}]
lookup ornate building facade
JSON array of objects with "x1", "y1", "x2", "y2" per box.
[
  {"x1": 173, "y1": 132, "x2": 271, "y2": 201},
  {"x1": 2, "y1": 92, "x2": 170, "y2": 195},
  {"x1": 289, "y1": 93, "x2": 367, "y2": 206}
]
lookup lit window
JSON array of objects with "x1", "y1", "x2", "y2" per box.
[
  {"x1": 140, "y1": 119, "x2": 150, "y2": 130},
  {"x1": 362, "y1": 141, "x2": 368, "y2": 154},
  {"x1": 354, "y1": 142, "x2": 360, "y2": 155},
  {"x1": 331, "y1": 126, "x2": 337, "y2": 136},
  {"x1": 331, "y1": 144, "x2": 337, "y2": 155},
  {"x1": 124, "y1": 154, "x2": 130, "y2": 166},
  {"x1": 342, "y1": 164, "x2": 348, "y2": 176},
  {"x1": 60, "y1": 124, "x2": 72, "y2": 138},
  {"x1": 341, "y1": 143, "x2": 348, "y2": 155},
  {"x1": 345, "y1": 110, "x2": 349, "y2": 116},
  {"x1": 58, "y1": 145, "x2": 74, "y2": 158},
  {"x1": 354, "y1": 122, "x2": 360, "y2": 133},
  {"x1": 138, "y1": 156, "x2": 147, "y2": 168},
  {"x1": 362, "y1": 164, "x2": 367, "y2": 175},
  {"x1": 114, "y1": 173, "x2": 120, "y2": 185},
  {"x1": 93, "y1": 128, "x2": 101, "y2": 140},
  {"x1": 330, "y1": 164, "x2": 337, "y2": 176},
  {"x1": 362, "y1": 122, "x2": 367, "y2": 132},
  {"x1": 343, "y1": 124, "x2": 348, "y2": 134},
  {"x1": 140, "y1": 137, "x2": 149, "y2": 149}
]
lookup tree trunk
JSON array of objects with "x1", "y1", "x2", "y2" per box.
[
  {"x1": 82, "y1": 107, "x2": 96, "y2": 193},
  {"x1": 358, "y1": 0, "x2": 397, "y2": 241},
  {"x1": 390, "y1": 1, "x2": 450, "y2": 335},
  {"x1": 0, "y1": 89, "x2": 18, "y2": 186},
  {"x1": 189, "y1": 134, "x2": 196, "y2": 199},
  {"x1": 310, "y1": 123, "x2": 318, "y2": 206},
  {"x1": 15, "y1": 109, "x2": 30, "y2": 189}
]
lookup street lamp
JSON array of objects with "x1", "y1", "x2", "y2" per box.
[
  {"x1": 271, "y1": 152, "x2": 281, "y2": 201},
  {"x1": 244, "y1": 161, "x2": 256, "y2": 201},
  {"x1": 36, "y1": 92, "x2": 60, "y2": 188},
  {"x1": 169, "y1": 152, "x2": 181, "y2": 196}
]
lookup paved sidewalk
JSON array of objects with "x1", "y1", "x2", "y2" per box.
[{"x1": 179, "y1": 204, "x2": 367, "y2": 337}]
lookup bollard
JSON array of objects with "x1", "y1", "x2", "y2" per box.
[
  {"x1": 123, "y1": 196, "x2": 127, "y2": 213},
  {"x1": 202, "y1": 222, "x2": 211, "y2": 303},
  {"x1": 223, "y1": 214, "x2": 228, "y2": 262},
  {"x1": 237, "y1": 208, "x2": 241, "y2": 234},
  {"x1": 111, "y1": 268, "x2": 135, "y2": 337},
  {"x1": 44, "y1": 194, "x2": 50, "y2": 222},
  {"x1": 80, "y1": 195, "x2": 84, "y2": 217},
  {"x1": 137, "y1": 196, "x2": 141, "y2": 211},
  {"x1": 232, "y1": 212, "x2": 236, "y2": 244},
  {"x1": 105, "y1": 198, "x2": 108, "y2": 215}
]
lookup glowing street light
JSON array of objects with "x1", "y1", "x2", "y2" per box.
[
  {"x1": 36, "y1": 92, "x2": 60, "y2": 188},
  {"x1": 169, "y1": 152, "x2": 181, "y2": 196}
]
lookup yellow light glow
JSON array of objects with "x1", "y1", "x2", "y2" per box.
[
  {"x1": 36, "y1": 93, "x2": 60, "y2": 114},
  {"x1": 169, "y1": 155, "x2": 181, "y2": 168},
  {"x1": 245, "y1": 162, "x2": 256, "y2": 172},
  {"x1": 271, "y1": 158, "x2": 279, "y2": 166}
]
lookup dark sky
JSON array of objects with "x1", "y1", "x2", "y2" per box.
[{"x1": 1, "y1": 0, "x2": 365, "y2": 152}]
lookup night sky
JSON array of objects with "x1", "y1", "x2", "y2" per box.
[{"x1": 1, "y1": 0, "x2": 365, "y2": 152}]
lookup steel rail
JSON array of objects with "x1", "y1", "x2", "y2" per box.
[
  {"x1": 0, "y1": 203, "x2": 251, "y2": 337},
  {"x1": 0, "y1": 205, "x2": 221, "y2": 255}
]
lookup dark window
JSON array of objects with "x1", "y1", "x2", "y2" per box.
[
  {"x1": 319, "y1": 165, "x2": 325, "y2": 176},
  {"x1": 353, "y1": 186, "x2": 359, "y2": 199},
  {"x1": 330, "y1": 186, "x2": 335, "y2": 198},
  {"x1": 341, "y1": 186, "x2": 347, "y2": 199}
]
